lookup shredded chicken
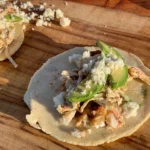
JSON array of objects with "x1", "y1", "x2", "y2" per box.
[
  {"x1": 0, "y1": 38, "x2": 5, "y2": 49},
  {"x1": 79, "y1": 99, "x2": 93, "y2": 113},
  {"x1": 106, "y1": 88, "x2": 126, "y2": 105},
  {"x1": 106, "y1": 107, "x2": 124, "y2": 129},
  {"x1": 57, "y1": 102, "x2": 80, "y2": 114},
  {"x1": 90, "y1": 106, "x2": 107, "y2": 128},
  {"x1": 91, "y1": 116, "x2": 105, "y2": 128},
  {"x1": 129, "y1": 67, "x2": 150, "y2": 85},
  {"x1": 79, "y1": 93, "x2": 105, "y2": 113},
  {"x1": 117, "y1": 116, "x2": 125, "y2": 128},
  {"x1": 76, "y1": 113, "x2": 89, "y2": 127},
  {"x1": 106, "y1": 112, "x2": 118, "y2": 129},
  {"x1": 94, "y1": 105, "x2": 107, "y2": 116}
]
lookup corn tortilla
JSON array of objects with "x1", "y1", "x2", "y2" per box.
[
  {"x1": 24, "y1": 47, "x2": 150, "y2": 146},
  {"x1": 0, "y1": 23, "x2": 24, "y2": 61}
]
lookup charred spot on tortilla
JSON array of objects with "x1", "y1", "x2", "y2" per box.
[
  {"x1": 24, "y1": 42, "x2": 150, "y2": 146},
  {"x1": 141, "y1": 87, "x2": 147, "y2": 98}
]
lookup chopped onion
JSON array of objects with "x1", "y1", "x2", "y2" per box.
[{"x1": 5, "y1": 48, "x2": 18, "y2": 68}]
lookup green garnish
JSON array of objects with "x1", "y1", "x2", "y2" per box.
[
  {"x1": 96, "y1": 40, "x2": 123, "y2": 59},
  {"x1": 4, "y1": 14, "x2": 22, "y2": 22},
  {"x1": 67, "y1": 75, "x2": 105, "y2": 102}
]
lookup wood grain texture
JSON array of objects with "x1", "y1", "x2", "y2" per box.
[
  {"x1": 68, "y1": 0, "x2": 150, "y2": 17},
  {"x1": 0, "y1": 0, "x2": 150, "y2": 149}
]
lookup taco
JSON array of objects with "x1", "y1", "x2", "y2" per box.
[
  {"x1": 0, "y1": 10, "x2": 24, "y2": 67},
  {"x1": 24, "y1": 41, "x2": 150, "y2": 146}
]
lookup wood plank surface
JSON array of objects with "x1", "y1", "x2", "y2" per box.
[
  {"x1": 68, "y1": 0, "x2": 150, "y2": 17},
  {"x1": 0, "y1": 0, "x2": 150, "y2": 149}
]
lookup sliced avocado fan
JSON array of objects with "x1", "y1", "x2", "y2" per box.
[
  {"x1": 68, "y1": 75, "x2": 104, "y2": 102},
  {"x1": 96, "y1": 40, "x2": 128, "y2": 89},
  {"x1": 68, "y1": 41, "x2": 128, "y2": 102}
]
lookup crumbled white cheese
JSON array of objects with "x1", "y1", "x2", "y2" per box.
[
  {"x1": 91, "y1": 59, "x2": 110, "y2": 85},
  {"x1": 85, "y1": 85, "x2": 90, "y2": 90},
  {"x1": 36, "y1": 19, "x2": 43, "y2": 26},
  {"x1": 13, "y1": 1, "x2": 17, "y2": 5},
  {"x1": 81, "y1": 90, "x2": 87, "y2": 95},
  {"x1": 60, "y1": 70, "x2": 70, "y2": 81},
  {"x1": 30, "y1": 12, "x2": 37, "y2": 19},
  {"x1": 93, "y1": 59, "x2": 105, "y2": 70},
  {"x1": 82, "y1": 51, "x2": 90, "y2": 59},
  {"x1": 90, "y1": 54, "x2": 124, "y2": 84},
  {"x1": 26, "y1": 1, "x2": 33, "y2": 8},
  {"x1": 69, "y1": 54, "x2": 82, "y2": 64},
  {"x1": 71, "y1": 129, "x2": 91, "y2": 138},
  {"x1": 0, "y1": 0, "x2": 7, "y2": 5},
  {"x1": 56, "y1": 9, "x2": 64, "y2": 19},
  {"x1": 123, "y1": 102, "x2": 139, "y2": 118},
  {"x1": 43, "y1": 8, "x2": 55, "y2": 20},
  {"x1": 82, "y1": 64, "x2": 88, "y2": 72},
  {"x1": 21, "y1": 3, "x2": 28, "y2": 9},
  {"x1": 6, "y1": 0, "x2": 71, "y2": 28},
  {"x1": 60, "y1": 17, "x2": 71, "y2": 27},
  {"x1": 85, "y1": 80, "x2": 92, "y2": 86},
  {"x1": 39, "y1": 4, "x2": 45, "y2": 11},
  {"x1": 43, "y1": 21, "x2": 48, "y2": 26},
  {"x1": 53, "y1": 92, "x2": 66, "y2": 107},
  {"x1": 95, "y1": 121, "x2": 105, "y2": 128},
  {"x1": 92, "y1": 70, "x2": 105, "y2": 85},
  {"x1": 106, "y1": 58, "x2": 124, "y2": 71},
  {"x1": 39, "y1": 15, "x2": 44, "y2": 19},
  {"x1": 61, "y1": 70, "x2": 70, "y2": 76},
  {"x1": 82, "y1": 60, "x2": 94, "y2": 72}
]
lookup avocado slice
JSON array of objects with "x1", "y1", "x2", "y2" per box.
[
  {"x1": 96, "y1": 41, "x2": 123, "y2": 59},
  {"x1": 109, "y1": 65, "x2": 128, "y2": 89},
  {"x1": 96, "y1": 41, "x2": 109, "y2": 55},
  {"x1": 68, "y1": 75, "x2": 104, "y2": 102},
  {"x1": 96, "y1": 40, "x2": 128, "y2": 89}
]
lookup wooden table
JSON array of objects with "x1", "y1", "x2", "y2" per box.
[
  {"x1": 69, "y1": 0, "x2": 150, "y2": 17},
  {"x1": 0, "y1": 0, "x2": 150, "y2": 149}
]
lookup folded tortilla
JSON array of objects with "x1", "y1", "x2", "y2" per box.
[
  {"x1": 0, "y1": 23, "x2": 24, "y2": 61},
  {"x1": 24, "y1": 47, "x2": 150, "y2": 146}
]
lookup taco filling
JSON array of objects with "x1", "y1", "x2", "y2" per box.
[
  {"x1": 53, "y1": 41, "x2": 149, "y2": 138},
  {"x1": 24, "y1": 41, "x2": 150, "y2": 145},
  {"x1": 0, "y1": 8, "x2": 24, "y2": 67}
]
